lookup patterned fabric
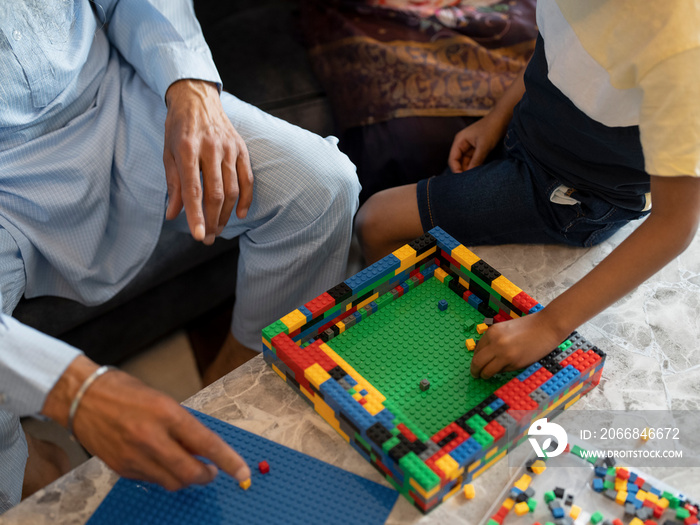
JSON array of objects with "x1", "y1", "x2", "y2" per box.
[
  {"x1": 301, "y1": 0, "x2": 537, "y2": 129},
  {"x1": 0, "y1": 0, "x2": 360, "y2": 512}
]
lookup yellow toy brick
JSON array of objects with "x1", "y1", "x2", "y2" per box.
[
  {"x1": 476, "y1": 323, "x2": 489, "y2": 335},
  {"x1": 463, "y1": 484, "x2": 475, "y2": 500},
  {"x1": 629, "y1": 518, "x2": 644, "y2": 525},
  {"x1": 636, "y1": 490, "x2": 648, "y2": 501},
  {"x1": 569, "y1": 505, "x2": 581, "y2": 519},
  {"x1": 502, "y1": 498, "x2": 515, "y2": 510},
  {"x1": 239, "y1": 478, "x2": 251, "y2": 490},
  {"x1": 616, "y1": 490, "x2": 628, "y2": 505},
  {"x1": 514, "y1": 501, "x2": 530, "y2": 516},
  {"x1": 658, "y1": 497, "x2": 670, "y2": 509},
  {"x1": 465, "y1": 338, "x2": 476, "y2": 351},
  {"x1": 530, "y1": 460, "x2": 546, "y2": 474},
  {"x1": 513, "y1": 474, "x2": 531, "y2": 491}
]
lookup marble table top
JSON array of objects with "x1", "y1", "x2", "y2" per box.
[{"x1": 4, "y1": 222, "x2": 700, "y2": 524}]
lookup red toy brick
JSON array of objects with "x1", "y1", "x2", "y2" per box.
[
  {"x1": 258, "y1": 460, "x2": 270, "y2": 474},
  {"x1": 304, "y1": 292, "x2": 335, "y2": 318},
  {"x1": 485, "y1": 420, "x2": 506, "y2": 441}
]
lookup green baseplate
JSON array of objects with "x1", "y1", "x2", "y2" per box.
[{"x1": 320, "y1": 276, "x2": 517, "y2": 437}]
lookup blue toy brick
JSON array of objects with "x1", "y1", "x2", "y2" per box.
[
  {"x1": 344, "y1": 254, "x2": 400, "y2": 293},
  {"x1": 375, "y1": 408, "x2": 396, "y2": 431},
  {"x1": 369, "y1": 301, "x2": 378, "y2": 314},
  {"x1": 627, "y1": 483, "x2": 639, "y2": 494},
  {"x1": 594, "y1": 466, "x2": 608, "y2": 478},
  {"x1": 422, "y1": 264, "x2": 438, "y2": 279},
  {"x1": 628, "y1": 471, "x2": 638, "y2": 482},
  {"x1": 467, "y1": 294, "x2": 482, "y2": 309},
  {"x1": 449, "y1": 438, "x2": 482, "y2": 465},
  {"x1": 298, "y1": 305, "x2": 313, "y2": 322},
  {"x1": 517, "y1": 363, "x2": 542, "y2": 382},
  {"x1": 592, "y1": 478, "x2": 604, "y2": 492},
  {"x1": 540, "y1": 365, "x2": 580, "y2": 396},
  {"x1": 400, "y1": 282, "x2": 410, "y2": 295},
  {"x1": 438, "y1": 299, "x2": 449, "y2": 311},
  {"x1": 650, "y1": 487, "x2": 662, "y2": 497},
  {"x1": 487, "y1": 398, "x2": 504, "y2": 412},
  {"x1": 353, "y1": 311, "x2": 363, "y2": 324},
  {"x1": 551, "y1": 507, "x2": 565, "y2": 519},
  {"x1": 529, "y1": 303, "x2": 544, "y2": 314},
  {"x1": 87, "y1": 410, "x2": 398, "y2": 525},
  {"x1": 427, "y1": 226, "x2": 460, "y2": 252}
]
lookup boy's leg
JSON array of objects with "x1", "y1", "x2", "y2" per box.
[
  {"x1": 357, "y1": 151, "x2": 556, "y2": 264},
  {"x1": 167, "y1": 94, "x2": 360, "y2": 382},
  {"x1": 355, "y1": 184, "x2": 423, "y2": 264}
]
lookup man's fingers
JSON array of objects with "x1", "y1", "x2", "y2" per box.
[
  {"x1": 149, "y1": 430, "x2": 220, "y2": 489},
  {"x1": 174, "y1": 147, "x2": 206, "y2": 242},
  {"x1": 217, "y1": 148, "x2": 239, "y2": 232},
  {"x1": 163, "y1": 154, "x2": 183, "y2": 220},
  {"x1": 200, "y1": 150, "x2": 225, "y2": 245},
  {"x1": 234, "y1": 144, "x2": 253, "y2": 219},
  {"x1": 176, "y1": 418, "x2": 251, "y2": 483},
  {"x1": 120, "y1": 453, "x2": 194, "y2": 492}
]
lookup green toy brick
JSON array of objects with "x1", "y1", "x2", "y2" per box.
[
  {"x1": 527, "y1": 497, "x2": 537, "y2": 512},
  {"x1": 544, "y1": 491, "x2": 556, "y2": 503},
  {"x1": 262, "y1": 319, "x2": 288, "y2": 342},
  {"x1": 399, "y1": 452, "x2": 441, "y2": 491},
  {"x1": 591, "y1": 511, "x2": 604, "y2": 523},
  {"x1": 382, "y1": 436, "x2": 401, "y2": 454},
  {"x1": 676, "y1": 508, "x2": 691, "y2": 519}
]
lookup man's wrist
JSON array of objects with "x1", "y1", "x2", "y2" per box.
[
  {"x1": 165, "y1": 79, "x2": 219, "y2": 108},
  {"x1": 41, "y1": 355, "x2": 100, "y2": 427}
]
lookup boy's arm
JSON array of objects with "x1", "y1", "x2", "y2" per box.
[{"x1": 471, "y1": 174, "x2": 700, "y2": 379}]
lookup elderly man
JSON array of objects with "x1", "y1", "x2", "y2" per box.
[{"x1": 0, "y1": 0, "x2": 359, "y2": 512}]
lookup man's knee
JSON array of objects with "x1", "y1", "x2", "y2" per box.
[{"x1": 292, "y1": 142, "x2": 360, "y2": 222}]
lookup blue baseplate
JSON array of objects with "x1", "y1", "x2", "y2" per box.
[{"x1": 87, "y1": 409, "x2": 399, "y2": 525}]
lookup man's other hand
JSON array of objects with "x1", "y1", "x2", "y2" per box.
[{"x1": 163, "y1": 80, "x2": 253, "y2": 245}]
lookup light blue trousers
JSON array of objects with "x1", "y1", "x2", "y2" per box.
[{"x1": 0, "y1": 93, "x2": 359, "y2": 513}]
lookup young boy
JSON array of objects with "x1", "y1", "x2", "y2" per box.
[{"x1": 356, "y1": 0, "x2": 700, "y2": 379}]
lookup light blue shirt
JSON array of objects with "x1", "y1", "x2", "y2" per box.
[{"x1": 0, "y1": 0, "x2": 220, "y2": 416}]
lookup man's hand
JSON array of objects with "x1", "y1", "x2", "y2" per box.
[
  {"x1": 42, "y1": 356, "x2": 251, "y2": 490},
  {"x1": 163, "y1": 79, "x2": 253, "y2": 245},
  {"x1": 470, "y1": 313, "x2": 564, "y2": 379}
]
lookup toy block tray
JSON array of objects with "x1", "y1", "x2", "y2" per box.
[{"x1": 262, "y1": 227, "x2": 605, "y2": 513}]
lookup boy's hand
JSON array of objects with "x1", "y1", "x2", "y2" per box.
[
  {"x1": 470, "y1": 312, "x2": 565, "y2": 379},
  {"x1": 448, "y1": 114, "x2": 508, "y2": 173}
]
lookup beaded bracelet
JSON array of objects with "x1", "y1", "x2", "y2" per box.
[{"x1": 67, "y1": 365, "x2": 117, "y2": 436}]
